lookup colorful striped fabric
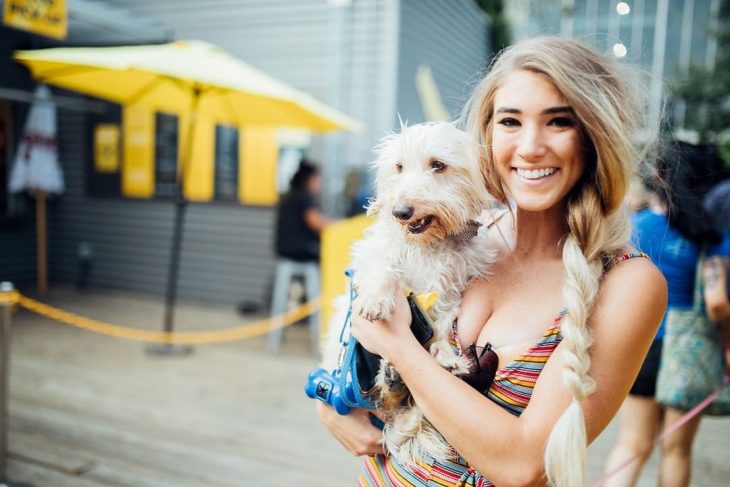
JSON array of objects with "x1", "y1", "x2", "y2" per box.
[
  {"x1": 357, "y1": 251, "x2": 647, "y2": 486},
  {"x1": 484, "y1": 311, "x2": 566, "y2": 417},
  {"x1": 358, "y1": 314, "x2": 565, "y2": 487}
]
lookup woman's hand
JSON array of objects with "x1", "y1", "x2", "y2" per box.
[
  {"x1": 350, "y1": 287, "x2": 419, "y2": 362},
  {"x1": 316, "y1": 402, "x2": 386, "y2": 456}
]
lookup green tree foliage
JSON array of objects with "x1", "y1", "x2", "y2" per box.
[
  {"x1": 473, "y1": 0, "x2": 511, "y2": 55},
  {"x1": 673, "y1": 0, "x2": 730, "y2": 165}
]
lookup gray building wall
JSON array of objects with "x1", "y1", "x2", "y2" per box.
[
  {"x1": 0, "y1": 219, "x2": 36, "y2": 286},
  {"x1": 395, "y1": 0, "x2": 490, "y2": 124}
]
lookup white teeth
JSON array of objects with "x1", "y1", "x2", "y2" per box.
[{"x1": 516, "y1": 168, "x2": 556, "y2": 180}]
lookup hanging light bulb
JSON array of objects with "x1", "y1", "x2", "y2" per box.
[{"x1": 612, "y1": 42, "x2": 628, "y2": 58}]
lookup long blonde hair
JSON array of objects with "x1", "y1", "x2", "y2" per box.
[{"x1": 462, "y1": 37, "x2": 654, "y2": 486}]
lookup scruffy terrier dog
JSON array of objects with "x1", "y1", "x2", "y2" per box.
[{"x1": 323, "y1": 122, "x2": 497, "y2": 466}]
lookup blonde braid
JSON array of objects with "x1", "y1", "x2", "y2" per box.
[{"x1": 544, "y1": 185, "x2": 632, "y2": 486}]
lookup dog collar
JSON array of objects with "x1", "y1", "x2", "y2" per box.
[{"x1": 450, "y1": 220, "x2": 482, "y2": 242}]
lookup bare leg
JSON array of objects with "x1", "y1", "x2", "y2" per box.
[
  {"x1": 603, "y1": 395, "x2": 662, "y2": 487},
  {"x1": 659, "y1": 408, "x2": 702, "y2": 487}
]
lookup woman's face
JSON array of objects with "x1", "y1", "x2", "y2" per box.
[
  {"x1": 306, "y1": 172, "x2": 322, "y2": 195},
  {"x1": 491, "y1": 69, "x2": 587, "y2": 213}
]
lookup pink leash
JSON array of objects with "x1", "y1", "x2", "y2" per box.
[{"x1": 593, "y1": 373, "x2": 730, "y2": 487}]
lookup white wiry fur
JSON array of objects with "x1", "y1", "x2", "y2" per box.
[{"x1": 323, "y1": 122, "x2": 497, "y2": 466}]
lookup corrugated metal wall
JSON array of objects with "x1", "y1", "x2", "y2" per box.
[
  {"x1": 395, "y1": 0, "x2": 490, "y2": 124},
  {"x1": 51, "y1": 107, "x2": 277, "y2": 306},
  {"x1": 0, "y1": 218, "x2": 36, "y2": 286}
]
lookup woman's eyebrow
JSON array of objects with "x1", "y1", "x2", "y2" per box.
[
  {"x1": 542, "y1": 106, "x2": 574, "y2": 115},
  {"x1": 494, "y1": 106, "x2": 574, "y2": 115}
]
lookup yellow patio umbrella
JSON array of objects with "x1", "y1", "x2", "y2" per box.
[
  {"x1": 14, "y1": 40, "x2": 362, "y2": 353},
  {"x1": 13, "y1": 40, "x2": 362, "y2": 131}
]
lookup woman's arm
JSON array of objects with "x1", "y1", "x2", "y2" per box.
[
  {"x1": 352, "y1": 258, "x2": 667, "y2": 487},
  {"x1": 304, "y1": 208, "x2": 329, "y2": 233},
  {"x1": 703, "y1": 256, "x2": 730, "y2": 322}
]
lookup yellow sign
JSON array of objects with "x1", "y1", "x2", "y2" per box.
[
  {"x1": 122, "y1": 105, "x2": 154, "y2": 198},
  {"x1": 4, "y1": 0, "x2": 67, "y2": 40},
  {"x1": 415, "y1": 64, "x2": 450, "y2": 122},
  {"x1": 94, "y1": 124, "x2": 120, "y2": 173},
  {"x1": 320, "y1": 214, "x2": 373, "y2": 336}
]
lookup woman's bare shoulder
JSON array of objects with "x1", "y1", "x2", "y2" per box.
[
  {"x1": 593, "y1": 253, "x2": 667, "y2": 339},
  {"x1": 576, "y1": 254, "x2": 667, "y2": 440}
]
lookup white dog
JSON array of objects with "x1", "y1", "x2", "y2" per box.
[{"x1": 323, "y1": 122, "x2": 497, "y2": 466}]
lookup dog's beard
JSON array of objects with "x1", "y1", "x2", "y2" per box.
[{"x1": 401, "y1": 217, "x2": 447, "y2": 245}]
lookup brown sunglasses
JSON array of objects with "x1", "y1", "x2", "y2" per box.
[{"x1": 461, "y1": 342, "x2": 499, "y2": 394}]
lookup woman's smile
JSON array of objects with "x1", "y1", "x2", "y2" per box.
[{"x1": 512, "y1": 167, "x2": 559, "y2": 183}]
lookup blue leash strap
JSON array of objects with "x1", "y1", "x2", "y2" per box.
[{"x1": 336, "y1": 269, "x2": 376, "y2": 410}]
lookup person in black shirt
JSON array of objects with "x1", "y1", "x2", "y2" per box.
[{"x1": 275, "y1": 160, "x2": 328, "y2": 262}]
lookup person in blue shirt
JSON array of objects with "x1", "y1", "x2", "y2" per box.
[{"x1": 604, "y1": 142, "x2": 730, "y2": 486}]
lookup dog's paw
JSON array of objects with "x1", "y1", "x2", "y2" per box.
[
  {"x1": 430, "y1": 341, "x2": 470, "y2": 375},
  {"x1": 382, "y1": 363, "x2": 404, "y2": 389},
  {"x1": 353, "y1": 294, "x2": 395, "y2": 321}
]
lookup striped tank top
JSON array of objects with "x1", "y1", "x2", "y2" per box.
[{"x1": 357, "y1": 252, "x2": 646, "y2": 487}]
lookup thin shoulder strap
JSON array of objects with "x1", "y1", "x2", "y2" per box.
[
  {"x1": 485, "y1": 209, "x2": 510, "y2": 229},
  {"x1": 603, "y1": 251, "x2": 648, "y2": 273}
]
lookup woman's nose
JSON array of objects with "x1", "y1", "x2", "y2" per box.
[{"x1": 516, "y1": 125, "x2": 547, "y2": 161}]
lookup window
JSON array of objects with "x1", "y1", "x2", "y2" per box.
[
  {"x1": 214, "y1": 124, "x2": 239, "y2": 201},
  {"x1": 154, "y1": 112, "x2": 179, "y2": 198}
]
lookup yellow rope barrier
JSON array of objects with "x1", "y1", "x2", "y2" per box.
[{"x1": 0, "y1": 290, "x2": 320, "y2": 345}]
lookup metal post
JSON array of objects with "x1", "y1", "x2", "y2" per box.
[
  {"x1": 0, "y1": 282, "x2": 14, "y2": 484},
  {"x1": 163, "y1": 194, "x2": 186, "y2": 336},
  {"x1": 1, "y1": 283, "x2": 36, "y2": 487},
  {"x1": 146, "y1": 86, "x2": 201, "y2": 357}
]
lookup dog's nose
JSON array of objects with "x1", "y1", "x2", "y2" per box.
[{"x1": 392, "y1": 204, "x2": 414, "y2": 221}]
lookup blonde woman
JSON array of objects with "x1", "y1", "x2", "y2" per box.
[{"x1": 317, "y1": 36, "x2": 667, "y2": 486}]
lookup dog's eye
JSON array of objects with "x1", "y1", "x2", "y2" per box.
[
  {"x1": 395, "y1": 162, "x2": 403, "y2": 173},
  {"x1": 431, "y1": 160, "x2": 447, "y2": 173}
]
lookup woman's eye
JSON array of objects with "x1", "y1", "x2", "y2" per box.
[
  {"x1": 549, "y1": 117, "x2": 575, "y2": 128},
  {"x1": 431, "y1": 160, "x2": 447, "y2": 172},
  {"x1": 497, "y1": 117, "x2": 520, "y2": 127},
  {"x1": 395, "y1": 162, "x2": 403, "y2": 173}
]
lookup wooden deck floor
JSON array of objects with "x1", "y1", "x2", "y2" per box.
[{"x1": 3, "y1": 286, "x2": 729, "y2": 486}]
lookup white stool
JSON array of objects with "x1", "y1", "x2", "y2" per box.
[{"x1": 266, "y1": 258, "x2": 321, "y2": 357}]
